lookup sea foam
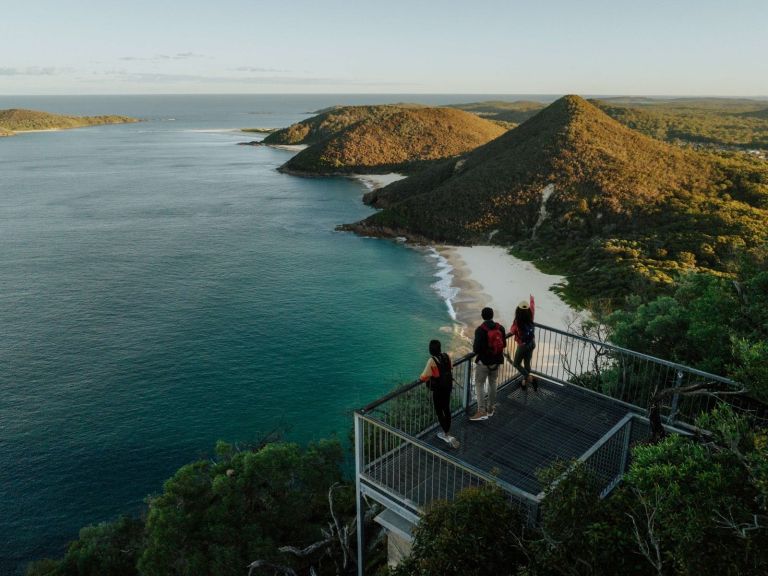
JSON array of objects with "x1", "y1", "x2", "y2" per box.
[{"x1": 427, "y1": 248, "x2": 458, "y2": 321}]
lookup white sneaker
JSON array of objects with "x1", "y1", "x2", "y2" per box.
[{"x1": 438, "y1": 432, "x2": 460, "y2": 448}]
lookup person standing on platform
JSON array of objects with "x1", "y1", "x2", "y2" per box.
[
  {"x1": 420, "y1": 339, "x2": 460, "y2": 448},
  {"x1": 471, "y1": 307, "x2": 506, "y2": 420},
  {"x1": 507, "y1": 294, "x2": 537, "y2": 390}
]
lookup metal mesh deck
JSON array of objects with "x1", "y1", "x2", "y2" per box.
[{"x1": 418, "y1": 378, "x2": 631, "y2": 495}]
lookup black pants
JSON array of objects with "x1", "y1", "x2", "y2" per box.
[
  {"x1": 514, "y1": 342, "x2": 535, "y2": 378},
  {"x1": 432, "y1": 385, "x2": 452, "y2": 433}
]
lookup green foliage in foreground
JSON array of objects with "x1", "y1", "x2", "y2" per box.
[
  {"x1": 26, "y1": 516, "x2": 144, "y2": 576},
  {"x1": 391, "y1": 485, "x2": 528, "y2": 576},
  {"x1": 607, "y1": 257, "x2": 768, "y2": 398},
  {"x1": 26, "y1": 440, "x2": 351, "y2": 576}
]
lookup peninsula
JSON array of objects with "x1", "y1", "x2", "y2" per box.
[
  {"x1": 0, "y1": 108, "x2": 138, "y2": 136},
  {"x1": 265, "y1": 105, "x2": 507, "y2": 175}
]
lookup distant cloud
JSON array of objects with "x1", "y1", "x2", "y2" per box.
[
  {"x1": 119, "y1": 52, "x2": 207, "y2": 62},
  {"x1": 232, "y1": 66, "x2": 288, "y2": 73},
  {"x1": 0, "y1": 66, "x2": 61, "y2": 76},
  {"x1": 89, "y1": 70, "x2": 411, "y2": 87}
]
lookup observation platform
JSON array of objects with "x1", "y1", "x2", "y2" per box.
[{"x1": 354, "y1": 323, "x2": 741, "y2": 576}]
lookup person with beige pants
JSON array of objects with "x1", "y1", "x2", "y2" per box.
[{"x1": 471, "y1": 307, "x2": 506, "y2": 420}]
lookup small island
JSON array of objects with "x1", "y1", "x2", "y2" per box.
[{"x1": 0, "y1": 108, "x2": 138, "y2": 136}]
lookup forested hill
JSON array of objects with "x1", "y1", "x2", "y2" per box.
[
  {"x1": 0, "y1": 108, "x2": 138, "y2": 135},
  {"x1": 266, "y1": 105, "x2": 507, "y2": 174},
  {"x1": 344, "y1": 95, "x2": 768, "y2": 302}
]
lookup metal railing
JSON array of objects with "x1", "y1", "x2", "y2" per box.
[
  {"x1": 527, "y1": 324, "x2": 742, "y2": 427},
  {"x1": 355, "y1": 410, "x2": 540, "y2": 519}
]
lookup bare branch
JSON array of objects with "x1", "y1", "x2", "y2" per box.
[
  {"x1": 626, "y1": 490, "x2": 664, "y2": 576},
  {"x1": 714, "y1": 508, "x2": 765, "y2": 539},
  {"x1": 247, "y1": 560, "x2": 298, "y2": 576},
  {"x1": 278, "y1": 538, "x2": 334, "y2": 558}
]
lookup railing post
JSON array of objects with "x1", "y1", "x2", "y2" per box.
[
  {"x1": 620, "y1": 417, "x2": 633, "y2": 474},
  {"x1": 668, "y1": 370, "x2": 684, "y2": 424},
  {"x1": 463, "y1": 360, "x2": 473, "y2": 414},
  {"x1": 354, "y1": 413, "x2": 365, "y2": 576}
]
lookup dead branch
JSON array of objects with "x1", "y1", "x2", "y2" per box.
[
  {"x1": 627, "y1": 489, "x2": 664, "y2": 576},
  {"x1": 714, "y1": 508, "x2": 765, "y2": 539},
  {"x1": 247, "y1": 560, "x2": 298, "y2": 576},
  {"x1": 249, "y1": 482, "x2": 358, "y2": 575}
]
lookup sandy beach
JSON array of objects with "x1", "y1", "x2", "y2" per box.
[
  {"x1": 346, "y1": 173, "x2": 580, "y2": 345},
  {"x1": 437, "y1": 245, "x2": 582, "y2": 344},
  {"x1": 351, "y1": 172, "x2": 407, "y2": 191}
]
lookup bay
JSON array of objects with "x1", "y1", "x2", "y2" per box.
[{"x1": 0, "y1": 94, "x2": 526, "y2": 573}]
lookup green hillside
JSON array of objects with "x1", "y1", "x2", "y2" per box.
[
  {"x1": 448, "y1": 100, "x2": 548, "y2": 124},
  {"x1": 0, "y1": 108, "x2": 138, "y2": 134},
  {"x1": 592, "y1": 99, "x2": 768, "y2": 148},
  {"x1": 345, "y1": 95, "x2": 768, "y2": 302},
  {"x1": 274, "y1": 105, "x2": 507, "y2": 174}
]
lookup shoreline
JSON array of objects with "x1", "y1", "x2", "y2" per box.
[
  {"x1": 433, "y1": 245, "x2": 583, "y2": 353},
  {"x1": 350, "y1": 172, "x2": 407, "y2": 191},
  {"x1": 345, "y1": 173, "x2": 581, "y2": 352}
]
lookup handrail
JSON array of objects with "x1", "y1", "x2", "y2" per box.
[
  {"x1": 357, "y1": 411, "x2": 540, "y2": 504},
  {"x1": 532, "y1": 323, "x2": 739, "y2": 387},
  {"x1": 357, "y1": 322, "x2": 741, "y2": 415},
  {"x1": 360, "y1": 351, "x2": 477, "y2": 413}
]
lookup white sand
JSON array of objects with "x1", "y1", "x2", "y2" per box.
[
  {"x1": 351, "y1": 173, "x2": 407, "y2": 191},
  {"x1": 438, "y1": 245, "x2": 582, "y2": 337},
  {"x1": 269, "y1": 144, "x2": 308, "y2": 151}
]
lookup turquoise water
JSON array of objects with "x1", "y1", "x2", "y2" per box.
[{"x1": 0, "y1": 95, "x2": 512, "y2": 573}]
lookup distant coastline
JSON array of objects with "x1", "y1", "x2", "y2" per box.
[{"x1": 0, "y1": 108, "x2": 138, "y2": 136}]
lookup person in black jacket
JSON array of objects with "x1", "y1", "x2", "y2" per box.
[
  {"x1": 471, "y1": 307, "x2": 506, "y2": 420},
  {"x1": 419, "y1": 339, "x2": 460, "y2": 448}
]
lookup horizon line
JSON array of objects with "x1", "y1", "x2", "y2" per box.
[{"x1": 1, "y1": 92, "x2": 768, "y2": 99}]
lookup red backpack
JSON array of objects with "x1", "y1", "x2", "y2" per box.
[{"x1": 481, "y1": 322, "x2": 505, "y2": 355}]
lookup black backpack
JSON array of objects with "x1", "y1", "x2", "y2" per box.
[
  {"x1": 520, "y1": 322, "x2": 535, "y2": 345},
  {"x1": 429, "y1": 353, "x2": 453, "y2": 390}
]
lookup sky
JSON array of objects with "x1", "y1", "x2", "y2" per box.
[{"x1": 1, "y1": 0, "x2": 766, "y2": 96}]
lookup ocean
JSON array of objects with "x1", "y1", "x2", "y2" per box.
[{"x1": 0, "y1": 94, "x2": 550, "y2": 574}]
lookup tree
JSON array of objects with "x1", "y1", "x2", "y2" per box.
[
  {"x1": 138, "y1": 439, "x2": 350, "y2": 576},
  {"x1": 622, "y1": 407, "x2": 768, "y2": 575},
  {"x1": 391, "y1": 486, "x2": 528, "y2": 576},
  {"x1": 25, "y1": 516, "x2": 143, "y2": 576}
]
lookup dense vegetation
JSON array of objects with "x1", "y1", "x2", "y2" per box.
[
  {"x1": 347, "y1": 95, "x2": 768, "y2": 304},
  {"x1": 449, "y1": 97, "x2": 768, "y2": 150},
  {"x1": 26, "y1": 440, "x2": 356, "y2": 576},
  {"x1": 0, "y1": 108, "x2": 137, "y2": 134},
  {"x1": 593, "y1": 99, "x2": 768, "y2": 149},
  {"x1": 265, "y1": 105, "x2": 507, "y2": 175},
  {"x1": 447, "y1": 99, "x2": 546, "y2": 124}
]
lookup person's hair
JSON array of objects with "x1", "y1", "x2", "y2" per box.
[
  {"x1": 429, "y1": 339, "x2": 442, "y2": 356},
  {"x1": 481, "y1": 307, "x2": 494, "y2": 321},
  {"x1": 515, "y1": 306, "x2": 533, "y2": 326}
]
